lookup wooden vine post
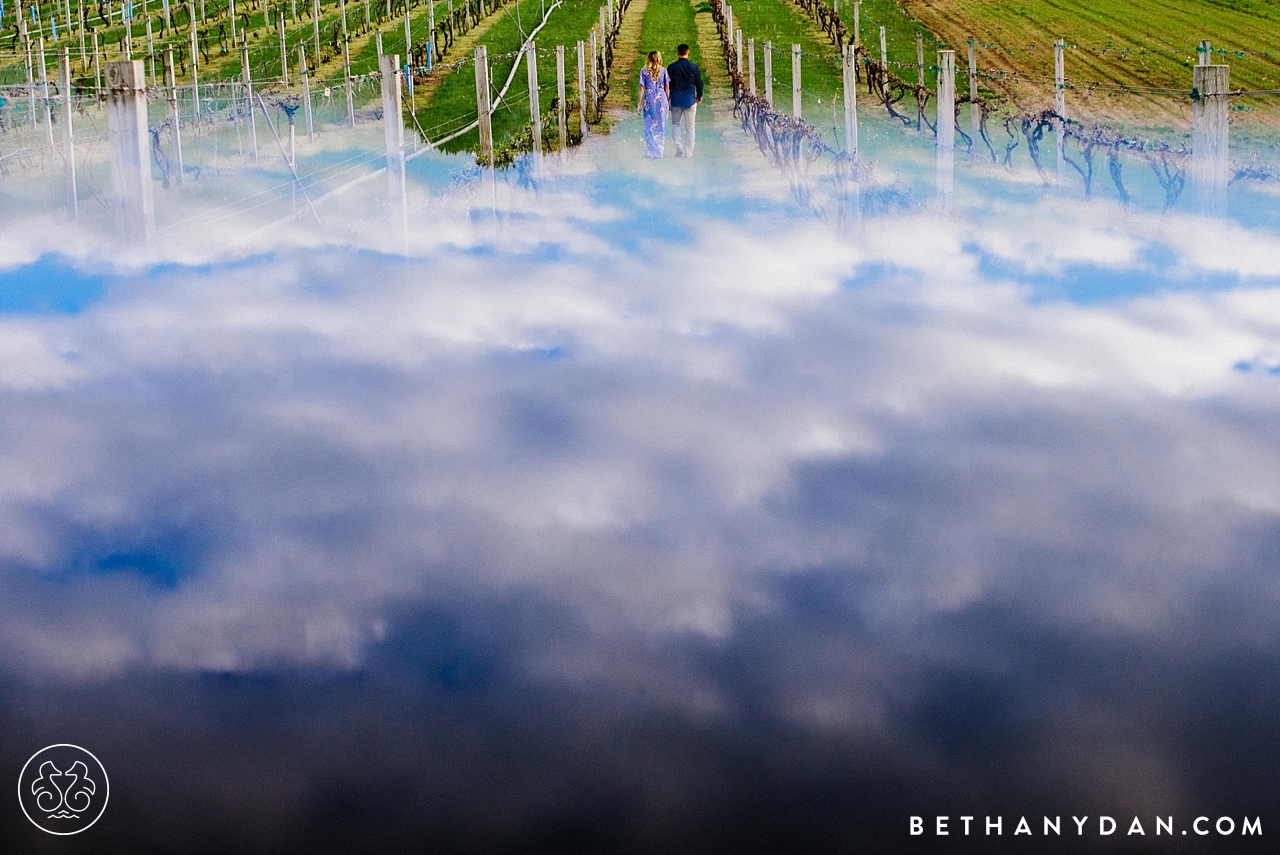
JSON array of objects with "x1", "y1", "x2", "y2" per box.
[
  {"x1": 1192, "y1": 61, "x2": 1229, "y2": 216},
  {"x1": 878, "y1": 26, "x2": 886, "y2": 99},
  {"x1": 242, "y1": 45, "x2": 259, "y2": 160},
  {"x1": 343, "y1": 37, "x2": 355, "y2": 127},
  {"x1": 313, "y1": 0, "x2": 321, "y2": 64},
  {"x1": 428, "y1": 0, "x2": 436, "y2": 67},
  {"x1": 106, "y1": 59, "x2": 155, "y2": 242},
  {"x1": 967, "y1": 36, "x2": 977, "y2": 152},
  {"x1": 842, "y1": 42, "x2": 856, "y2": 156},
  {"x1": 936, "y1": 48, "x2": 954, "y2": 204},
  {"x1": 24, "y1": 38, "x2": 36, "y2": 132},
  {"x1": 791, "y1": 43, "x2": 801, "y2": 119},
  {"x1": 1054, "y1": 38, "x2": 1065, "y2": 185},
  {"x1": 39, "y1": 38, "x2": 54, "y2": 146},
  {"x1": 556, "y1": 44, "x2": 567, "y2": 157},
  {"x1": 380, "y1": 53, "x2": 406, "y2": 201},
  {"x1": 748, "y1": 37, "x2": 756, "y2": 96},
  {"x1": 300, "y1": 43, "x2": 314, "y2": 141},
  {"x1": 59, "y1": 46, "x2": 78, "y2": 216},
  {"x1": 576, "y1": 39, "x2": 587, "y2": 136},
  {"x1": 475, "y1": 44, "x2": 493, "y2": 167},
  {"x1": 403, "y1": 5, "x2": 412, "y2": 68},
  {"x1": 915, "y1": 32, "x2": 924, "y2": 133},
  {"x1": 527, "y1": 40, "x2": 543, "y2": 179},
  {"x1": 164, "y1": 45, "x2": 185, "y2": 185},
  {"x1": 589, "y1": 29, "x2": 598, "y2": 121},
  {"x1": 189, "y1": 23, "x2": 201, "y2": 116},
  {"x1": 280, "y1": 17, "x2": 289, "y2": 84},
  {"x1": 92, "y1": 32, "x2": 101, "y2": 98},
  {"x1": 763, "y1": 40, "x2": 772, "y2": 106}
]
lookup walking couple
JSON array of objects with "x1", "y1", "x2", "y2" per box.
[{"x1": 636, "y1": 44, "x2": 704, "y2": 158}]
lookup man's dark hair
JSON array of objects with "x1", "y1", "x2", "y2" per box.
[{"x1": 677, "y1": 44, "x2": 690, "y2": 56}]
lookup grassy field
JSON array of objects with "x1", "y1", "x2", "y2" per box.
[{"x1": 905, "y1": 0, "x2": 1280, "y2": 128}]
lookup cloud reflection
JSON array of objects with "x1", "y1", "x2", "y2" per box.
[{"x1": 2, "y1": 159, "x2": 1280, "y2": 849}]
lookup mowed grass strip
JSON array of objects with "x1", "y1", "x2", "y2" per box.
[
  {"x1": 632, "y1": 0, "x2": 704, "y2": 88},
  {"x1": 905, "y1": 0, "x2": 1280, "y2": 126},
  {"x1": 414, "y1": 0, "x2": 605, "y2": 151}
]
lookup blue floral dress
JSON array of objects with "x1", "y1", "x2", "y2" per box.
[{"x1": 640, "y1": 67, "x2": 670, "y2": 158}]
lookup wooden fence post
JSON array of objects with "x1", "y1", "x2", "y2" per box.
[
  {"x1": 1054, "y1": 38, "x2": 1065, "y2": 185},
  {"x1": 190, "y1": 23, "x2": 200, "y2": 116},
  {"x1": 39, "y1": 38, "x2": 54, "y2": 146},
  {"x1": 748, "y1": 38, "x2": 756, "y2": 95},
  {"x1": 343, "y1": 37, "x2": 355, "y2": 126},
  {"x1": 24, "y1": 39, "x2": 37, "y2": 133},
  {"x1": 1198, "y1": 39, "x2": 1211, "y2": 66},
  {"x1": 878, "y1": 26, "x2": 887, "y2": 98},
  {"x1": 937, "y1": 49, "x2": 954, "y2": 205},
  {"x1": 313, "y1": 0, "x2": 321, "y2": 63},
  {"x1": 280, "y1": 17, "x2": 289, "y2": 83},
  {"x1": 576, "y1": 39, "x2": 587, "y2": 136},
  {"x1": 936, "y1": 49, "x2": 953, "y2": 150},
  {"x1": 915, "y1": 32, "x2": 924, "y2": 132},
  {"x1": 243, "y1": 45, "x2": 259, "y2": 160},
  {"x1": 403, "y1": 5, "x2": 411, "y2": 66},
  {"x1": 1192, "y1": 63, "x2": 1229, "y2": 215},
  {"x1": 967, "y1": 36, "x2": 977, "y2": 151},
  {"x1": 735, "y1": 29, "x2": 742, "y2": 76},
  {"x1": 301, "y1": 44, "x2": 314, "y2": 140},
  {"x1": 380, "y1": 53, "x2": 406, "y2": 200},
  {"x1": 842, "y1": 43, "x2": 857, "y2": 155},
  {"x1": 79, "y1": 0, "x2": 87, "y2": 69},
  {"x1": 428, "y1": 0, "x2": 436, "y2": 66},
  {"x1": 106, "y1": 59, "x2": 154, "y2": 242},
  {"x1": 763, "y1": 40, "x2": 772, "y2": 106},
  {"x1": 59, "y1": 47, "x2": 78, "y2": 216},
  {"x1": 589, "y1": 28, "x2": 598, "y2": 121},
  {"x1": 527, "y1": 40, "x2": 543, "y2": 178},
  {"x1": 475, "y1": 44, "x2": 493, "y2": 167},
  {"x1": 791, "y1": 43, "x2": 801, "y2": 118},
  {"x1": 146, "y1": 17, "x2": 155, "y2": 87},
  {"x1": 164, "y1": 46, "x2": 184, "y2": 184},
  {"x1": 556, "y1": 44, "x2": 567, "y2": 157}
]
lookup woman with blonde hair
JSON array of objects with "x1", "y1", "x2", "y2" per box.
[{"x1": 636, "y1": 50, "x2": 671, "y2": 158}]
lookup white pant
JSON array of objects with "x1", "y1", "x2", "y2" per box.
[{"x1": 670, "y1": 103, "x2": 697, "y2": 156}]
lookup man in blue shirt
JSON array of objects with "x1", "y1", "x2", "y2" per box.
[{"x1": 666, "y1": 44, "x2": 703, "y2": 157}]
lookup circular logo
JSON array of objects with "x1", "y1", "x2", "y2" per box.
[{"x1": 17, "y1": 744, "x2": 109, "y2": 835}]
